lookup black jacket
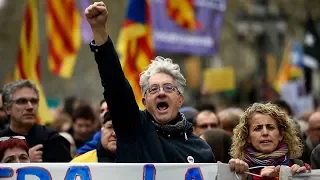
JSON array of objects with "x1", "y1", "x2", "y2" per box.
[
  {"x1": 311, "y1": 144, "x2": 320, "y2": 169},
  {"x1": 0, "y1": 124, "x2": 71, "y2": 162},
  {"x1": 91, "y1": 37, "x2": 215, "y2": 163},
  {"x1": 96, "y1": 141, "x2": 115, "y2": 163}
]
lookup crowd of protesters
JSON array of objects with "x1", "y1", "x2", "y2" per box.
[{"x1": 1, "y1": 1, "x2": 320, "y2": 180}]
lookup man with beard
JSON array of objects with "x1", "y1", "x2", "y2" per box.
[{"x1": 0, "y1": 80, "x2": 71, "y2": 162}]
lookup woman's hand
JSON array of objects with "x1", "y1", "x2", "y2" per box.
[
  {"x1": 229, "y1": 158, "x2": 249, "y2": 179},
  {"x1": 260, "y1": 166, "x2": 280, "y2": 177},
  {"x1": 290, "y1": 164, "x2": 307, "y2": 175}
]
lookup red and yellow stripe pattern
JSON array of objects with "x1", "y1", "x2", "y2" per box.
[
  {"x1": 117, "y1": 0, "x2": 154, "y2": 109},
  {"x1": 47, "y1": 0, "x2": 81, "y2": 79},
  {"x1": 14, "y1": 0, "x2": 53, "y2": 125}
]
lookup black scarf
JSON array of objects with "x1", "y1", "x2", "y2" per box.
[{"x1": 146, "y1": 110, "x2": 190, "y2": 137}]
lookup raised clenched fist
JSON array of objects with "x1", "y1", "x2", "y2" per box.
[{"x1": 84, "y1": 1, "x2": 108, "y2": 29}]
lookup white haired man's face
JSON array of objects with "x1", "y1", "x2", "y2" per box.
[{"x1": 142, "y1": 73, "x2": 184, "y2": 124}]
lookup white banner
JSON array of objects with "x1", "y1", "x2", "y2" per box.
[
  {"x1": 0, "y1": 163, "x2": 237, "y2": 180},
  {"x1": 280, "y1": 166, "x2": 320, "y2": 180},
  {"x1": 1, "y1": 163, "x2": 320, "y2": 180}
]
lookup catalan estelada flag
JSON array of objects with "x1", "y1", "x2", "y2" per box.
[
  {"x1": 46, "y1": 0, "x2": 81, "y2": 79},
  {"x1": 14, "y1": 0, "x2": 53, "y2": 125},
  {"x1": 273, "y1": 43, "x2": 292, "y2": 92},
  {"x1": 117, "y1": 0, "x2": 154, "y2": 109},
  {"x1": 273, "y1": 42, "x2": 303, "y2": 93},
  {"x1": 166, "y1": 0, "x2": 200, "y2": 31}
]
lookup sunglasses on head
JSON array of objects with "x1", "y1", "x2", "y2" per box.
[{"x1": 0, "y1": 136, "x2": 26, "y2": 142}]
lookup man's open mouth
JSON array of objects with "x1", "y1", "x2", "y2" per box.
[{"x1": 157, "y1": 102, "x2": 169, "y2": 111}]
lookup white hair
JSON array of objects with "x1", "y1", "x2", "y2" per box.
[{"x1": 140, "y1": 56, "x2": 186, "y2": 96}]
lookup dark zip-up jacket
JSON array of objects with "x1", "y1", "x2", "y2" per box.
[{"x1": 91, "y1": 36, "x2": 215, "y2": 163}]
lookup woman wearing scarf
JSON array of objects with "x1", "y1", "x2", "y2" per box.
[{"x1": 230, "y1": 103, "x2": 310, "y2": 180}]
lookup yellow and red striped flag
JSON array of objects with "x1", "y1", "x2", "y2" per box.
[
  {"x1": 117, "y1": 0, "x2": 154, "y2": 109},
  {"x1": 46, "y1": 0, "x2": 81, "y2": 79},
  {"x1": 273, "y1": 42, "x2": 295, "y2": 93},
  {"x1": 14, "y1": 0, "x2": 53, "y2": 125},
  {"x1": 166, "y1": 0, "x2": 200, "y2": 31},
  {"x1": 273, "y1": 43, "x2": 291, "y2": 92}
]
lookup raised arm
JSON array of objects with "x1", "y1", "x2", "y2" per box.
[{"x1": 85, "y1": 2, "x2": 141, "y2": 136}]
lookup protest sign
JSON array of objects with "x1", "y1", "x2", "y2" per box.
[
  {"x1": 280, "y1": 166, "x2": 320, "y2": 180},
  {"x1": 203, "y1": 67, "x2": 235, "y2": 93},
  {"x1": 2, "y1": 163, "x2": 319, "y2": 180},
  {"x1": 0, "y1": 163, "x2": 237, "y2": 180},
  {"x1": 151, "y1": 0, "x2": 226, "y2": 55}
]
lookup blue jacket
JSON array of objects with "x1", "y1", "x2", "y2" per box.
[
  {"x1": 91, "y1": 37, "x2": 215, "y2": 163},
  {"x1": 76, "y1": 131, "x2": 101, "y2": 155}
]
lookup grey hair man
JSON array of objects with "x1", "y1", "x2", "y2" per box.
[
  {"x1": 0, "y1": 79, "x2": 71, "y2": 162},
  {"x1": 85, "y1": 2, "x2": 216, "y2": 163},
  {"x1": 1, "y1": 80, "x2": 40, "y2": 133}
]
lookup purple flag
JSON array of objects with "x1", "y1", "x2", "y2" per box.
[{"x1": 151, "y1": 0, "x2": 226, "y2": 55}]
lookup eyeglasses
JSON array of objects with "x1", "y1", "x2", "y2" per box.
[
  {"x1": 0, "y1": 136, "x2": 26, "y2": 142},
  {"x1": 146, "y1": 83, "x2": 179, "y2": 95},
  {"x1": 12, "y1": 98, "x2": 39, "y2": 105}
]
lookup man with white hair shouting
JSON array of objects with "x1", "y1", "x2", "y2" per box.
[{"x1": 85, "y1": 1, "x2": 215, "y2": 164}]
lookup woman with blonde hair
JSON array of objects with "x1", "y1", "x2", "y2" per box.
[{"x1": 230, "y1": 102, "x2": 310, "y2": 179}]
